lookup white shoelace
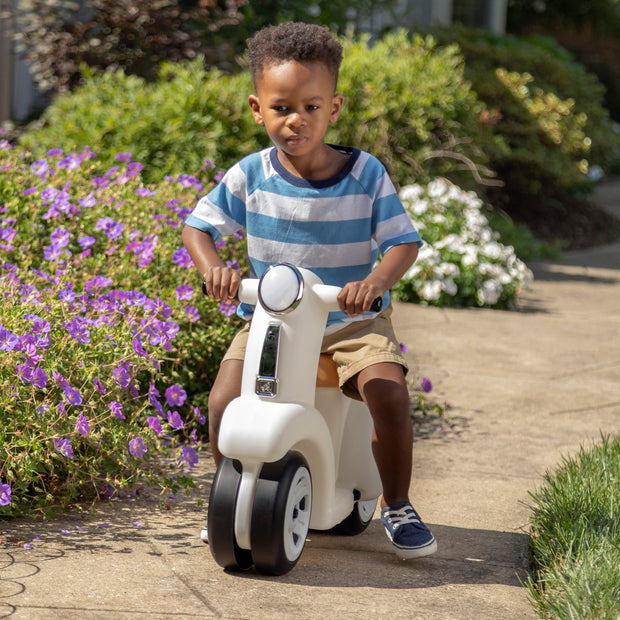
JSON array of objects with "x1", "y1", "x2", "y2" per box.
[{"x1": 384, "y1": 506, "x2": 420, "y2": 530}]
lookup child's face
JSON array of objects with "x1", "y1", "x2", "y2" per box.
[{"x1": 248, "y1": 61, "x2": 344, "y2": 164}]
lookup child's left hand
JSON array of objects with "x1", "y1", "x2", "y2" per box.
[{"x1": 337, "y1": 281, "x2": 383, "y2": 317}]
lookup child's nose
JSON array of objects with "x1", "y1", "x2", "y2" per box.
[{"x1": 286, "y1": 112, "x2": 305, "y2": 128}]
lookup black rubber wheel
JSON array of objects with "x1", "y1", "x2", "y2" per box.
[
  {"x1": 207, "y1": 457, "x2": 253, "y2": 571},
  {"x1": 250, "y1": 452, "x2": 312, "y2": 576},
  {"x1": 330, "y1": 496, "x2": 377, "y2": 536}
]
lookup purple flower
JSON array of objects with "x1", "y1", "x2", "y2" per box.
[
  {"x1": 64, "y1": 385, "x2": 83, "y2": 406},
  {"x1": 110, "y1": 401, "x2": 124, "y2": 419},
  {"x1": 53, "y1": 371, "x2": 69, "y2": 390},
  {"x1": 54, "y1": 438, "x2": 74, "y2": 459},
  {"x1": 84, "y1": 275, "x2": 112, "y2": 291},
  {"x1": 30, "y1": 317, "x2": 51, "y2": 335},
  {"x1": 16, "y1": 363, "x2": 33, "y2": 383},
  {"x1": 113, "y1": 364, "x2": 131, "y2": 388},
  {"x1": 165, "y1": 384, "x2": 187, "y2": 407},
  {"x1": 79, "y1": 193, "x2": 96, "y2": 208},
  {"x1": 57, "y1": 154, "x2": 80, "y2": 170},
  {"x1": 116, "y1": 152, "x2": 132, "y2": 161},
  {"x1": 93, "y1": 378, "x2": 107, "y2": 395},
  {"x1": 147, "y1": 416, "x2": 163, "y2": 435},
  {"x1": 50, "y1": 227, "x2": 70, "y2": 248},
  {"x1": 78, "y1": 236, "x2": 96, "y2": 249},
  {"x1": 0, "y1": 482, "x2": 12, "y2": 506},
  {"x1": 65, "y1": 320, "x2": 90, "y2": 344},
  {"x1": 219, "y1": 301, "x2": 236, "y2": 317},
  {"x1": 171, "y1": 247, "x2": 193, "y2": 269},
  {"x1": 129, "y1": 437, "x2": 147, "y2": 458},
  {"x1": 95, "y1": 217, "x2": 124, "y2": 240},
  {"x1": 132, "y1": 337, "x2": 148, "y2": 358},
  {"x1": 175, "y1": 284, "x2": 194, "y2": 301},
  {"x1": 31, "y1": 367, "x2": 49, "y2": 389},
  {"x1": 167, "y1": 410, "x2": 184, "y2": 430},
  {"x1": 135, "y1": 188, "x2": 156, "y2": 197},
  {"x1": 179, "y1": 446, "x2": 199, "y2": 468},
  {"x1": 193, "y1": 407, "x2": 206, "y2": 425},
  {"x1": 43, "y1": 245, "x2": 64, "y2": 261},
  {"x1": 185, "y1": 305, "x2": 200, "y2": 323},
  {"x1": 148, "y1": 383, "x2": 163, "y2": 414},
  {"x1": 0, "y1": 325, "x2": 18, "y2": 351},
  {"x1": 1, "y1": 225, "x2": 17, "y2": 243},
  {"x1": 421, "y1": 377, "x2": 433, "y2": 393},
  {"x1": 30, "y1": 159, "x2": 49, "y2": 178},
  {"x1": 75, "y1": 413, "x2": 90, "y2": 436}
]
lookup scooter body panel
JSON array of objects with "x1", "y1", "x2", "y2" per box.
[{"x1": 211, "y1": 265, "x2": 382, "y2": 570}]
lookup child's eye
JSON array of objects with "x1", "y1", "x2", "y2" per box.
[
  {"x1": 273, "y1": 106, "x2": 288, "y2": 112},
  {"x1": 306, "y1": 105, "x2": 319, "y2": 111}
]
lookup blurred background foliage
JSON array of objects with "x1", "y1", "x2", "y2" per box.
[{"x1": 5, "y1": 0, "x2": 620, "y2": 251}]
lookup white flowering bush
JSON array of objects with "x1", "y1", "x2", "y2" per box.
[{"x1": 394, "y1": 179, "x2": 534, "y2": 308}]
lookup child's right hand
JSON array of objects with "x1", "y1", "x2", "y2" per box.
[{"x1": 202, "y1": 266, "x2": 241, "y2": 303}]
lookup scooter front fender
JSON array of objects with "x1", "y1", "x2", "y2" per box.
[
  {"x1": 219, "y1": 396, "x2": 332, "y2": 465},
  {"x1": 218, "y1": 396, "x2": 342, "y2": 529}
]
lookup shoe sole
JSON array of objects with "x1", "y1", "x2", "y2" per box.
[{"x1": 384, "y1": 528, "x2": 437, "y2": 559}]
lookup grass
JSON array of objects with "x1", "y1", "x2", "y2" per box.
[{"x1": 527, "y1": 434, "x2": 620, "y2": 619}]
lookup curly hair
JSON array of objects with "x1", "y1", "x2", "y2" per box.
[{"x1": 246, "y1": 22, "x2": 343, "y2": 89}]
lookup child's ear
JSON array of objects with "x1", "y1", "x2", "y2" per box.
[
  {"x1": 330, "y1": 93, "x2": 345, "y2": 123},
  {"x1": 248, "y1": 95, "x2": 264, "y2": 125}
]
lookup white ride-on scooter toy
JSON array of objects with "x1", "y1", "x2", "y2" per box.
[{"x1": 207, "y1": 263, "x2": 383, "y2": 575}]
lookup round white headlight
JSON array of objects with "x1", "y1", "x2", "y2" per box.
[{"x1": 258, "y1": 264, "x2": 303, "y2": 314}]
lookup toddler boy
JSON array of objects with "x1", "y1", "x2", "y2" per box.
[{"x1": 182, "y1": 21, "x2": 436, "y2": 559}]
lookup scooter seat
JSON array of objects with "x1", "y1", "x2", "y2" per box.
[{"x1": 316, "y1": 354, "x2": 340, "y2": 388}]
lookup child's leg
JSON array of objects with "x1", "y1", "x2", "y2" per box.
[
  {"x1": 354, "y1": 361, "x2": 412, "y2": 508},
  {"x1": 207, "y1": 359, "x2": 243, "y2": 467}
]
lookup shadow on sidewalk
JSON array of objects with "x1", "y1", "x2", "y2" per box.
[{"x1": 232, "y1": 522, "x2": 530, "y2": 590}]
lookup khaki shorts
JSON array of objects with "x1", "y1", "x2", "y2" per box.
[{"x1": 222, "y1": 304, "x2": 408, "y2": 400}]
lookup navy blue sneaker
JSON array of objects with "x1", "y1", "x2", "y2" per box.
[{"x1": 380, "y1": 502, "x2": 437, "y2": 559}]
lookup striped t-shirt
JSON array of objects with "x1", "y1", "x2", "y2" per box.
[{"x1": 185, "y1": 145, "x2": 422, "y2": 329}]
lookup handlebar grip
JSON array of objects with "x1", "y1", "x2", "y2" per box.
[{"x1": 370, "y1": 296, "x2": 383, "y2": 313}]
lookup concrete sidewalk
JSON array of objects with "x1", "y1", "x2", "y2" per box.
[{"x1": 2, "y1": 236, "x2": 619, "y2": 618}]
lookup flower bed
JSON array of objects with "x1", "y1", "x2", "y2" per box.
[{"x1": 0, "y1": 138, "x2": 245, "y2": 516}]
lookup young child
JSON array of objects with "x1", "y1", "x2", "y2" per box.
[{"x1": 182, "y1": 21, "x2": 437, "y2": 560}]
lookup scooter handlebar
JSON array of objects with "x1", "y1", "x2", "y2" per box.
[
  {"x1": 313, "y1": 284, "x2": 382, "y2": 313},
  {"x1": 235, "y1": 278, "x2": 382, "y2": 313},
  {"x1": 237, "y1": 279, "x2": 259, "y2": 305}
]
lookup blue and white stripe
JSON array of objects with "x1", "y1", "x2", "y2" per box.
[{"x1": 186, "y1": 146, "x2": 421, "y2": 328}]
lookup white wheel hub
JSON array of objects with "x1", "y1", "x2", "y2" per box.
[{"x1": 283, "y1": 467, "x2": 312, "y2": 561}]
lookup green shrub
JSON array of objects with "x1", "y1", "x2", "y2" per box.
[
  {"x1": 0, "y1": 140, "x2": 245, "y2": 516},
  {"x1": 20, "y1": 31, "x2": 497, "y2": 189},
  {"x1": 430, "y1": 25, "x2": 620, "y2": 195},
  {"x1": 527, "y1": 434, "x2": 620, "y2": 619},
  {"x1": 333, "y1": 31, "x2": 497, "y2": 189},
  {"x1": 20, "y1": 63, "x2": 267, "y2": 185}
]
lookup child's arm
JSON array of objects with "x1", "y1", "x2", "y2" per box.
[
  {"x1": 337, "y1": 242, "x2": 419, "y2": 317},
  {"x1": 182, "y1": 225, "x2": 241, "y2": 302}
]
